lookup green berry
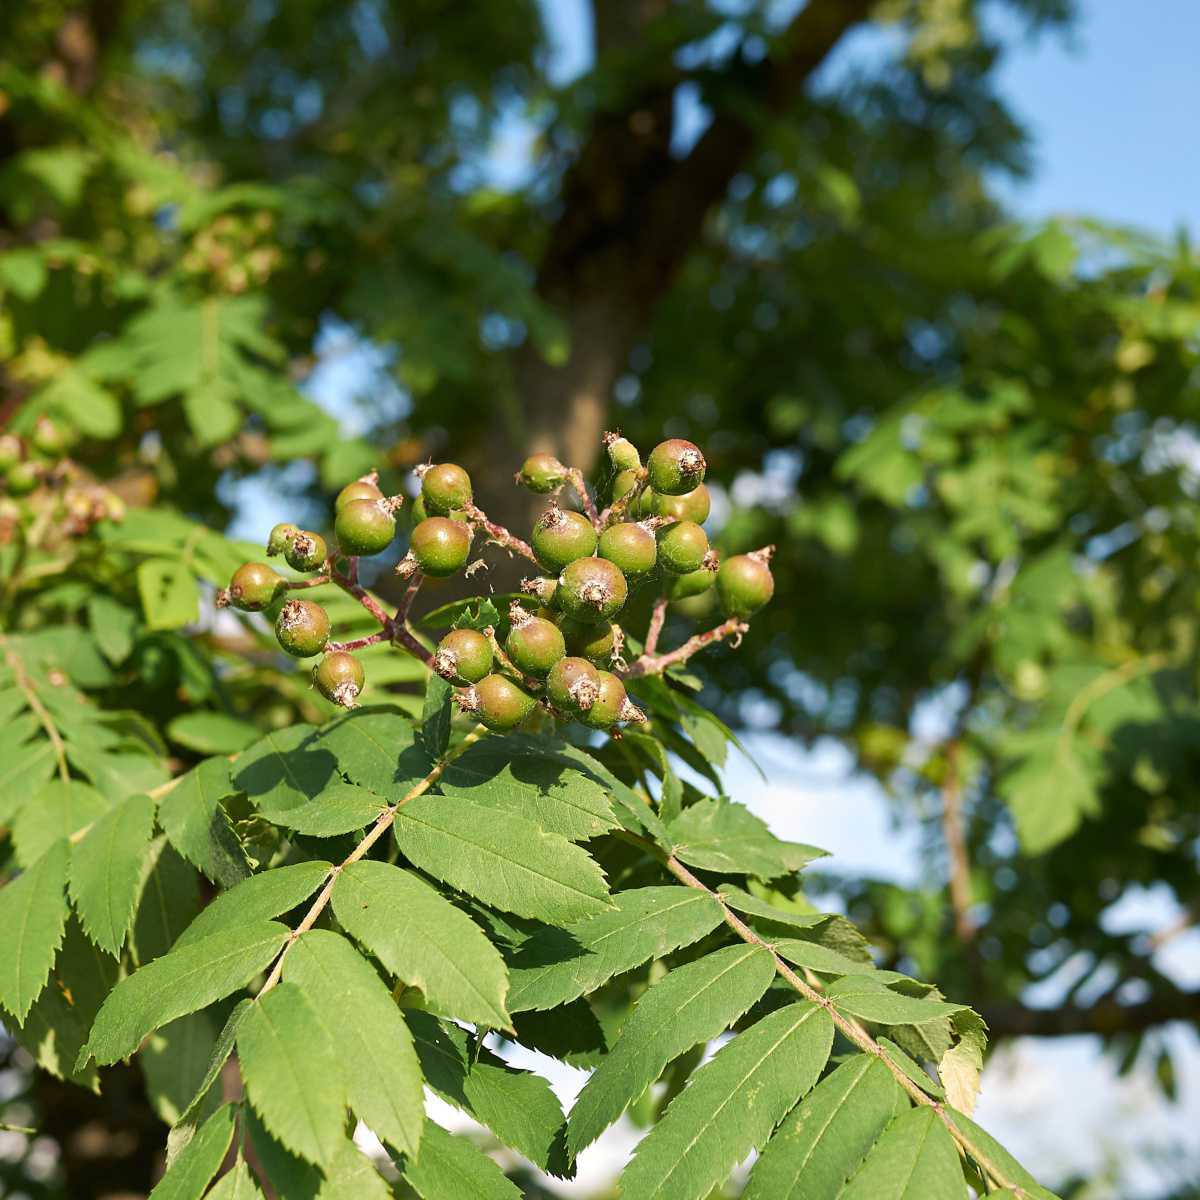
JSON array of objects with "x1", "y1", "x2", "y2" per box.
[
  {"x1": 582, "y1": 671, "x2": 627, "y2": 729},
  {"x1": 657, "y1": 521, "x2": 709, "y2": 574},
  {"x1": 0, "y1": 434, "x2": 22, "y2": 473},
  {"x1": 598, "y1": 522, "x2": 657, "y2": 577},
  {"x1": 557, "y1": 556, "x2": 628, "y2": 624},
  {"x1": 434, "y1": 628, "x2": 493, "y2": 685},
  {"x1": 559, "y1": 617, "x2": 616, "y2": 665},
  {"x1": 31, "y1": 415, "x2": 70, "y2": 458},
  {"x1": 470, "y1": 673, "x2": 537, "y2": 731},
  {"x1": 506, "y1": 609, "x2": 566, "y2": 677},
  {"x1": 647, "y1": 439, "x2": 706, "y2": 495},
  {"x1": 266, "y1": 522, "x2": 300, "y2": 556},
  {"x1": 546, "y1": 655, "x2": 601, "y2": 714},
  {"x1": 522, "y1": 577, "x2": 558, "y2": 606},
  {"x1": 666, "y1": 562, "x2": 717, "y2": 602},
  {"x1": 314, "y1": 652, "x2": 365, "y2": 707},
  {"x1": 335, "y1": 478, "x2": 384, "y2": 513},
  {"x1": 517, "y1": 453, "x2": 566, "y2": 493},
  {"x1": 228, "y1": 562, "x2": 286, "y2": 611},
  {"x1": 336, "y1": 498, "x2": 397, "y2": 557},
  {"x1": 605, "y1": 434, "x2": 641, "y2": 472},
  {"x1": 531, "y1": 506, "x2": 597, "y2": 572},
  {"x1": 421, "y1": 463, "x2": 472, "y2": 515},
  {"x1": 717, "y1": 552, "x2": 775, "y2": 618},
  {"x1": 5, "y1": 461, "x2": 39, "y2": 495},
  {"x1": 610, "y1": 469, "x2": 641, "y2": 504},
  {"x1": 646, "y1": 484, "x2": 710, "y2": 525},
  {"x1": 285, "y1": 530, "x2": 328, "y2": 572},
  {"x1": 275, "y1": 598, "x2": 331, "y2": 657},
  {"x1": 413, "y1": 494, "x2": 467, "y2": 525},
  {"x1": 411, "y1": 516, "x2": 472, "y2": 576}
]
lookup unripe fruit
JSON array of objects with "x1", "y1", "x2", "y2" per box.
[
  {"x1": 557, "y1": 556, "x2": 628, "y2": 624},
  {"x1": 228, "y1": 562, "x2": 286, "y2": 611},
  {"x1": 434, "y1": 628, "x2": 493, "y2": 685},
  {"x1": 647, "y1": 439, "x2": 706, "y2": 495},
  {"x1": 657, "y1": 521, "x2": 709, "y2": 574},
  {"x1": 275, "y1": 598, "x2": 331, "y2": 657},
  {"x1": 646, "y1": 483, "x2": 710, "y2": 525},
  {"x1": 421, "y1": 463, "x2": 472, "y2": 515},
  {"x1": 531, "y1": 506, "x2": 597, "y2": 572},
  {"x1": 717, "y1": 552, "x2": 775, "y2": 618},
  {"x1": 412, "y1": 494, "x2": 468, "y2": 525},
  {"x1": 266, "y1": 522, "x2": 300, "y2": 556},
  {"x1": 31, "y1": 415, "x2": 70, "y2": 458},
  {"x1": 336, "y1": 498, "x2": 396, "y2": 557},
  {"x1": 605, "y1": 433, "x2": 641, "y2": 472},
  {"x1": 6, "y1": 461, "x2": 39, "y2": 495},
  {"x1": 610, "y1": 468, "x2": 640, "y2": 504},
  {"x1": 314, "y1": 652, "x2": 365, "y2": 708},
  {"x1": 546, "y1": 656, "x2": 601, "y2": 713},
  {"x1": 522, "y1": 576, "x2": 558, "y2": 606},
  {"x1": 598, "y1": 522, "x2": 656, "y2": 577},
  {"x1": 285, "y1": 530, "x2": 327, "y2": 572},
  {"x1": 0, "y1": 434, "x2": 22, "y2": 473},
  {"x1": 582, "y1": 671, "x2": 627, "y2": 729},
  {"x1": 506, "y1": 608, "x2": 566, "y2": 677},
  {"x1": 335, "y1": 479, "x2": 383, "y2": 513},
  {"x1": 411, "y1": 517, "x2": 472, "y2": 576},
  {"x1": 472, "y1": 673, "x2": 537, "y2": 731},
  {"x1": 559, "y1": 617, "x2": 616, "y2": 664},
  {"x1": 666, "y1": 562, "x2": 717, "y2": 601},
  {"x1": 517, "y1": 453, "x2": 566, "y2": 493}
]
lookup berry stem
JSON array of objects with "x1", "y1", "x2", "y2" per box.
[
  {"x1": 326, "y1": 563, "x2": 433, "y2": 665},
  {"x1": 599, "y1": 467, "x2": 648, "y2": 527},
  {"x1": 326, "y1": 631, "x2": 388, "y2": 653},
  {"x1": 644, "y1": 596, "x2": 668, "y2": 656},
  {"x1": 622, "y1": 616, "x2": 748, "y2": 679},
  {"x1": 284, "y1": 573, "x2": 331, "y2": 590},
  {"x1": 463, "y1": 503, "x2": 540, "y2": 566},
  {"x1": 564, "y1": 466, "x2": 601, "y2": 529}
]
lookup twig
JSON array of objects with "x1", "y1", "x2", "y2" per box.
[
  {"x1": 622, "y1": 617, "x2": 747, "y2": 679},
  {"x1": 284, "y1": 573, "x2": 331, "y2": 590},
  {"x1": 599, "y1": 468, "x2": 647, "y2": 528},
  {"x1": 257, "y1": 725, "x2": 489, "y2": 997},
  {"x1": 463, "y1": 504, "x2": 540, "y2": 566},
  {"x1": 326, "y1": 631, "x2": 389, "y2": 653},
  {"x1": 564, "y1": 467, "x2": 601, "y2": 529},
  {"x1": 644, "y1": 597, "x2": 668, "y2": 656},
  {"x1": 325, "y1": 564, "x2": 433, "y2": 665},
  {"x1": 0, "y1": 632, "x2": 70, "y2": 783}
]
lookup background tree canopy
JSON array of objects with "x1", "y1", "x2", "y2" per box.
[{"x1": 2, "y1": 0, "x2": 1199, "y2": 1196}]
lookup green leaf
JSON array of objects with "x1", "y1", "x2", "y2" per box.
[
  {"x1": 402, "y1": 1119, "x2": 522, "y2": 1200},
  {"x1": 507, "y1": 886, "x2": 724, "y2": 1012},
  {"x1": 827, "y1": 977, "x2": 967, "y2": 1027},
  {"x1": 312, "y1": 708, "x2": 432, "y2": 798},
  {"x1": 167, "y1": 712, "x2": 259, "y2": 755},
  {"x1": 233, "y1": 725, "x2": 333, "y2": 813},
  {"x1": 141, "y1": 1010, "x2": 219, "y2": 1124},
  {"x1": 332, "y1": 860, "x2": 509, "y2": 1028},
  {"x1": 13, "y1": 779, "x2": 108, "y2": 867},
  {"x1": 406, "y1": 1012, "x2": 567, "y2": 1173},
  {"x1": 183, "y1": 386, "x2": 242, "y2": 447},
  {"x1": 206, "y1": 1160, "x2": 267, "y2": 1200},
  {"x1": 744, "y1": 1056, "x2": 907, "y2": 1200},
  {"x1": 175, "y1": 861, "x2": 329, "y2": 949},
  {"x1": 940, "y1": 1107, "x2": 1060, "y2": 1199},
  {"x1": 619, "y1": 1001, "x2": 835, "y2": 1200},
  {"x1": 158, "y1": 757, "x2": 252, "y2": 889},
  {"x1": 41, "y1": 366, "x2": 124, "y2": 437},
  {"x1": 68, "y1": 792, "x2": 156, "y2": 955},
  {"x1": 437, "y1": 736, "x2": 618, "y2": 841},
  {"x1": 394, "y1": 793, "x2": 612, "y2": 923},
  {"x1": 243, "y1": 1106, "x2": 324, "y2": 1198},
  {"x1": 567, "y1": 943, "x2": 777, "y2": 1155},
  {"x1": 314, "y1": 1141, "x2": 394, "y2": 1200},
  {"x1": 774, "y1": 938, "x2": 877, "y2": 977},
  {"x1": 283, "y1": 929, "x2": 423, "y2": 1156},
  {"x1": 0, "y1": 839, "x2": 70, "y2": 1022},
  {"x1": 83, "y1": 920, "x2": 290, "y2": 1065},
  {"x1": 668, "y1": 798, "x2": 825, "y2": 878},
  {"x1": 938, "y1": 1010, "x2": 987, "y2": 1116},
  {"x1": 236, "y1": 982, "x2": 349, "y2": 1166},
  {"x1": 130, "y1": 839, "x2": 202, "y2": 966},
  {"x1": 260, "y1": 780, "x2": 384, "y2": 837},
  {"x1": 840, "y1": 1108, "x2": 967, "y2": 1200},
  {"x1": 149, "y1": 1103, "x2": 238, "y2": 1200},
  {"x1": 88, "y1": 594, "x2": 138, "y2": 664},
  {"x1": 137, "y1": 558, "x2": 200, "y2": 630},
  {"x1": 0, "y1": 738, "x2": 56, "y2": 824},
  {"x1": 420, "y1": 674, "x2": 453, "y2": 758}
]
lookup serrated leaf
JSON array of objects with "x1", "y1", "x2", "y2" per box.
[
  {"x1": 237, "y1": 982, "x2": 349, "y2": 1165},
  {"x1": 260, "y1": 780, "x2": 384, "y2": 837},
  {"x1": 167, "y1": 712, "x2": 259, "y2": 755},
  {"x1": 939, "y1": 1010, "x2": 987, "y2": 1116},
  {"x1": 159, "y1": 757, "x2": 251, "y2": 889},
  {"x1": 0, "y1": 738, "x2": 56, "y2": 823},
  {"x1": 13, "y1": 778, "x2": 109, "y2": 867},
  {"x1": 406, "y1": 1012, "x2": 567, "y2": 1173},
  {"x1": 668, "y1": 798, "x2": 825, "y2": 879},
  {"x1": 137, "y1": 558, "x2": 199, "y2": 630},
  {"x1": 233, "y1": 725, "x2": 332, "y2": 813},
  {"x1": 0, "y1": 839, "x2": 70, "y2": 1022},
  {"x1": 744, "y1": 1055, "x2": 907, "y2": 1200},
  {"x1": 141, "y1": 1009, "x2": 219, "y2": 1125},
  {"x1": 827, "y1": 977, "x2": 966, "y2": 1026},
  {"x1": 507, "y1": 886, "x2": 724, "y2": 1012},
  {"x1": 512, "y1": 1000, "x2": 607, "y2": 1067},
  {"x1": 437, "y1": 736, "x2": 618, "y2": 841},
  {"x1": 619, "y1": 1001, "x2": 835, "y2": 1200},
  {"x1": 83, "y1": 920, "x2": 289, "y2": 1065},
  {"x1": 332, "y1": 860, "x2": 509, "y2": 1028},
  {"x1": 841, "y1": 1108, "x2": 967, "y2": 1200},
  {"x1": 149, "y1": 1103, "x2": 238, "y2": 1200},
  {"x1": 69, "y1": 792, "x2": 156, "y2": 955},
  {"x1": 774, "y1": 938, "x2": 877, "y2": 977},
  {"x1": 175, "y1": 861, "x2": 329, "y2": 950},
  {"x1": 314, "y1": 1141, "x2": 394, "y2": 1200},
  {"x1": 283, "y1": 929, "x2": 423, "y2": 1156},
  {"x1": 243, "y1": 1106, "x2": 324, "y2": 1198},
  {"x1": 394, "y1": 793, "x2": 612, "y2": 924},
  {"x1": 420, "y1": 674, "x2": 453, "y2": 758},
  {"x1": 88, "y1": 594, "x2": 138, "y2": 664},
  {"x1": 880, "y1": 1037, "x2": 945, "y2": 1099},
  {"x1": 567, "y1": 943, "x2": 776, "y2": 1155},
  {"x1": 402, "y1": 1119, "x2": 522, "y2": 1200},
  {"x1": 130, "y1": 839, "x2": 201, "y2": 966},
  {"x1": 941, "y1": 1106, "x2": 1061, "y2": 1199},
  {"x1": 206, "y1": 1161, "x2": 267, "y2": 1200},
  {"x1": 312, "y1": 708, "x2": 432, "y2": 797}
]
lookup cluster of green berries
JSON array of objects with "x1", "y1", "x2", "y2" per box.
[{"x1": 0, "y1": 419, "x2": 125, "y2": 545}]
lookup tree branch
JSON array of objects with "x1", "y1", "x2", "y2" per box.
[{"x1": 983, "y1": 988, "x2": 1200, "y2": 1039}]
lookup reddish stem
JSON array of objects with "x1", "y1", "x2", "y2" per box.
[
  {"x1": 564, "y1": 466, "x2": 601, "y2": 529},
  {"x1": 327, "y1": 631, "x2": 389, "y2": 653},
  {"x1": 463, "y1": 503, "x2": 540, "y2": 565},
  {"x1": 622, "y1": 617, "x2": 748, "y2": 679},
  {"x1": 644, "y1": 596, "x2": 668, "y2": 656},
  {"x1": 285, "y1": 573, "x2": 331, "y2": 590},
  {"x1": 599, "y1": 468, "x2": 648, "y2": 527}
]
